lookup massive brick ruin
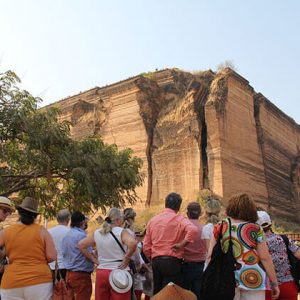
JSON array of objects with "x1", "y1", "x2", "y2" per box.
[{"x1": 49, "y1": 68, "x2": 300, "y2": 222}]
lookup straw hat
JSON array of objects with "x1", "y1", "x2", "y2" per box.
[
  {"x1": 17, "y1": 197, "x2": 39, "y2": 214},
  {"x1": 109, "y1": 269, "x2": 133, "y2": 293},
  {"x1": 151, "y1": 282, "x2": 197, "y2": 300},
  {"x1": 0, "y1": 196, "x2": 13, "y2": 211}
]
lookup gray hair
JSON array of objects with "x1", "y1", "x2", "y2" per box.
[{"x1": 57, "y1": 209, "x2": 71, "y2": 223}]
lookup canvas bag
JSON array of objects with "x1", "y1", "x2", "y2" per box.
[
  {"x1": 200, "y1": 218, "x2": 236, "y2": 300},
  {"x1": 281, "y1": 234, "x2": 300, "y2": 291},
  {"x1": 53, "y1": 262, "x2": 68, "y2": 300}
]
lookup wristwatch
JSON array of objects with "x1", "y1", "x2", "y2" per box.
[{"x1": 270, "y1": 281, "x2": 278, "y2": 288}]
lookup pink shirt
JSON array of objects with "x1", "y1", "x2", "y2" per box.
[
  {"x1": 183, "y1": 219, "x2": 206, "y2": 262},
  {"x1": 143, "y1": 208, "x2": 198, "y2": 259}
]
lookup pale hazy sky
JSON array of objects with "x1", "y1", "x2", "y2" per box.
[{"x1": 1, "y1": 0, "x2": 299, "y2": 122}]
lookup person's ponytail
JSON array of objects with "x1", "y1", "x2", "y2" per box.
[
  {"x1": 205, "y1": 198, "x2": 221, "y2": 225},
  {"x1": 207, "y1": 213, "x2": 220, "y2": 225},
  {"x1": 99, "y1": 208, "x2": 122, "y2": 234}
]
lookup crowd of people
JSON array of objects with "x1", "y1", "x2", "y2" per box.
[{"x1": 0, "y1": 192, "x2": 298, "y2": 300}]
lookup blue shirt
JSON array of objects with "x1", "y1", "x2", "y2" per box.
[{"x1": 62, "y1": 227, "x2": 94, "y2": 272}]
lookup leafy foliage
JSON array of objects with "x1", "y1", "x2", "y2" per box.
[{"x1": 0, "y1": 70, "x2": 143, "y2": 218}]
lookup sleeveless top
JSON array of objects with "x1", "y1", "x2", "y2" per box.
[
  {"x1": 214, "y1": 219, "x2": 268, "y2": 291},
  {"x1": 94, "y1": 226, "x2": 129, "y2": 270},
  {"x1": 1, "y1": 223, "x2": 52, "y2": 289}
]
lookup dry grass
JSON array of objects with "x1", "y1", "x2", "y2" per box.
[
  {"x1": 271, "y1": 217, "x2": 300, "y2": 234},
  {"x1": 45, "y1": 188, "x2": 300, "y2": 236}
]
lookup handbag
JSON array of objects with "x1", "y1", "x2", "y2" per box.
[
  {"x1": 53, "y1": 262, "x2": 68, "y2": 300},
  {"x1": 281, "y1": 235, "x2": 300, "y2": 291},
  {"x1": 109, "y1": 230, "x2": 137, "y2": 274},
  {"x1": 200, "y1": 218, "x2": 237, "y2": 300},
  {"x1": 142, "y1": 266, "x2": 153, "y2": 297}
]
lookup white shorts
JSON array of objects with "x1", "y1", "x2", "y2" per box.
[
  {"x1": 1, "y1": 282, "x2": 53, "y2": 300},
  {"x1": 234, "y1": 288, "x2": 265, "y2": 300}
]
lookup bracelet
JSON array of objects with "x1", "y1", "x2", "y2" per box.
[{"x1": 270, "y1": 281, "x2": 278, "y2": 288}]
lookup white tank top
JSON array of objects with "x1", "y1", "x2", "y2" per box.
[{"x1": 94, "y1": 226, "x2": 129, "y2": 270}]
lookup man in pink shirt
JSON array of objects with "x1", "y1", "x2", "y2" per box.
[
  {"x1": 143, "y1": 192, "x2": 198, "y2": 295},
  {"x1": 182, "y1": 202, "x2": 206, "y2": 300}
]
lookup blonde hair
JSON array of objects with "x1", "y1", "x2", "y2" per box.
[
  {"x1": 123, "y1": 208, "x2": 136, "y2": 229},
  {"x1": 100, "y1": 207, "x2": 123, "y2": 234},
  {"x1": 205, "y1": 197, "x2": 221, "y2": 224}
]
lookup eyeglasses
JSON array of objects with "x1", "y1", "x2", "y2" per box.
[{"x1": 1, "y1": 208, "x2": 12, "y2": 215}]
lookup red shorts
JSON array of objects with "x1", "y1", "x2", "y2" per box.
[
  {"x1": 265, "y1": 281, "x2": 298, "y2": 300},
  {"x1": 95, "y1": 269, "x2": 131, "y2": 300}
]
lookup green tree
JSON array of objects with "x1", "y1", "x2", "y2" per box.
[{"x1": 0, "y1": 70, "x2": 143, "y2": 218}]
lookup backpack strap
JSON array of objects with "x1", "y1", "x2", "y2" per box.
[
  {"x1": 228, "y1": 218, "x2": 233, "y2": 245},
  {"x1": 217, "y1": 219, "x2": 233, "y2": 239},
  {"x1": 218, "y1": 221, "x2": 224, "y2": 240},
  {"x1": 281, "y1": 234, "x2": 289, "y2": 249},
  {"x1": 217, "y1": 218, "x2": 232, "y2": 245}
]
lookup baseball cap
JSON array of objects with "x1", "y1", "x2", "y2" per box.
[{"x1": 257, "y1": 211, "x2": 272, "y2": 228}]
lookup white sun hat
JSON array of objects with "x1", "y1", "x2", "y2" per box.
[
  {"x1": 109, "y1": 269, "x2": 133, "y2": 293},
  {"x1": 257, "y1": 210, "x2": 272, "y2": 228}
]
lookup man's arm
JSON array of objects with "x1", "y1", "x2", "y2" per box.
[
  {"x1": 172, "y1": 218, "x2": 198, "y2": 251},
  {"x1": 183, "y1": 219, "x2": 198, "y2": 243},
  {"x1": 41, "y1": 227, "x2": 57, "y2": 263},
  {"x1": 78, "y1": 234, "x2": 98, "y2": 265}
]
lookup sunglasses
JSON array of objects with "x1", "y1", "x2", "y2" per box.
[{"x1": 1, "y1": 208, "x2": 12, "y2": 215}]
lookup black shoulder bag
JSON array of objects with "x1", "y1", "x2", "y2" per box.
[
  {"x1": 281, "y1": 234, "x2": 300, "y2": 291},
  {"x1": 200, "y1": 218, "x2": 237, "y2": 300},
  {"x1": 109, "y1": 231, "x2": 137, "y2": 274}
]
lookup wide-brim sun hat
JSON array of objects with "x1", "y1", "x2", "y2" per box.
[
  {"x1": 0, "y1": 196, "x2": 14, "y2": 211},
  {"x1": 16, "y1": 197, "x2": 39, "y2": 214},
  {"x1": 109, "y1": 269, "x2": 133, "y2": 293}
]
